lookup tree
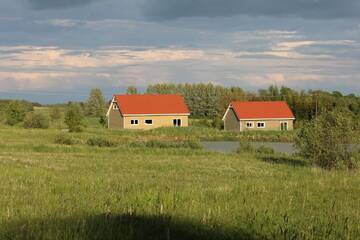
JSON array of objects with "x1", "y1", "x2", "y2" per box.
[
  {"x1": 85, "y1": 88, "x2": 106, "y2": 117},
  {"x1": 295, "y1": 109, "x2": 357, "y2": 170},
  {"x1": 5, "y1": 101, "x2": 27, "y2": 126},
  {"x1": 23, "y1": 112, "x2": 49, "y2": 129},
  {"x1": 126, "y1": 86, "x2": 138, "y2": 95},
  {"x1": 64, "y1": 103, "x2": 84, "y2": 132},
  {"x1": 50, "y1": 106, "x2": 62, "y2": 121}
]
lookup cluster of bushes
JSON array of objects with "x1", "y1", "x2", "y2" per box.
[
  {"x1": 54, "y1": 134, "x2": 77, "y2": 145},
  {"x1": 86, "y1": 137, "x2": 117, "y2": 147},
  {"x1": 295, "y1": 109, "x2": 359, "y2": 170}
]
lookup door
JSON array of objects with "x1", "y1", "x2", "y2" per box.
[{"x1": 281, "y1": 122, "x2": 288, "y2": 131}]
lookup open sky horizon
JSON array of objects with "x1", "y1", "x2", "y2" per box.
[{"x1": 0, "y1": 0, "x2": 360, "y2": 103}]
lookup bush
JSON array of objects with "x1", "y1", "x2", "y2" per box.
[
  {"x1": 237, "y1": 142, "x2": 255, "y2": 153},
  {"x1": 64, "y1": 103, "x2": 84, "y2": 132},
  {"x1": 23, "y1": 112, "x2": 49, "y2": 129},
  {"x1": 295, "y1": 109, "x2": 357, "y2": 170},
  {"x1": 256, "y1": 145, "x2": 275, "y2": 155},
  {"x1": 211, "y1": 117, "x2": 224, "y2": 130},
  {"x1": 54, "y1": 134, "x2": 76, "y2": 145},
  {"x1": 50, "y1": 106, "x2": 62, "y2": 121},
  {"x1": 5, "y1": 101, "x2": 27, "y2": 125},
  {"x1": 87, "y1": 137, "x2": 117, "y2": 147}
]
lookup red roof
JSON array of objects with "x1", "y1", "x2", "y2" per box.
[
  {"x1": 114, "y1": 94, "x2": 190, "y2": 115},
  {"x1": 229, "y1": 101, "x2": 295, "y2": 119}
]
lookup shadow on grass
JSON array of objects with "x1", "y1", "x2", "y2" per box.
[
  {"x1": 260, "y1": 155, "x2": 308, "y2": 167},
  {"x1": 1, "y1": 213, "x2": 257, "y2": 240}
]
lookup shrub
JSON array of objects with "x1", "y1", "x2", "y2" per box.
[
  {"x1": 256, "y1": 145, "x2": 275, "y2": 155},
  {"x1": 87, "y1": 137, "x2": 117, "y2": 147},
  {"x1": 295, "y1": 109, "x2": 357, "y2": 170},
  {"x1": 211, "y1": 117, "x2": 224, "y2": 130},
  {"x1": 5, "y1": 101, "x2": 27, "y2": 125},
  {"x1": 54, "y1": 134, "x2": 76, "y2": 145},
  {"x1": 50, "y1": 106, "x2": 62, "y2": 121},
  {"x1": 237, "y1": 142, "x2": 255, "y2": 153},
  {"x1": 64, "y1": 103, "x2": 84, "y2": 132},
  {"x1": 23, "y1": 112, "x2": 49, "y2": 129}
]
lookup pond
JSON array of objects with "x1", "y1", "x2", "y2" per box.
[
  {"x1": 201, "y1": 141, "x2": 360, "y2": 155},
  {"x1": 201, "y1": 141, "x2": 297, "y2": 154}
]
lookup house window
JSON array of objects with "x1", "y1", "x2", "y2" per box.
[
  {"x1": 113, "y1": 103, "x2": 118, "y2": 110},
  {"x1": 173, "y1": 119, "x2": 181, "y2": 127},
  {"x1": 257, "y1": 122, "x2": 265, "y2": 128},
  {"x1": 281, "y1": 121, "x2": 288, "y2": 131},
  {"x1": 145, "y1": 119, "x2": 153, "y2": 125},
  {"x1": 246, "y1": 122, "x2": 254, "y2": 128},
  {"x1": 131, "y1": 120, "x2": 139, "y2": 125}
]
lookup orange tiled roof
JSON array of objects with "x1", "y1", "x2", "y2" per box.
[
  {"x1": 114, "y1": 94, "x2": 190, "y2": 115},
  {"x1": 230, "y1": 101, "x2": 295, "y2": 119}
]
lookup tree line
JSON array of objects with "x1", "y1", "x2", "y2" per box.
[{"x1": 143, "y1": 83, "x2": 360, "y2": 121}]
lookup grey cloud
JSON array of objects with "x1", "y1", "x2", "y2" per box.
[
  {"x1": 143, "y1": 0, "x2": 360, "y2": 20},
  {"x1": 27, "y1": 0, "x2": 96, "y2": 9}
]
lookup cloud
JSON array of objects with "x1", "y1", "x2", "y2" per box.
[
  {"x1": 27, "y1": 0, "x2": 95, "y2": 9},
  {"x1": 143, "y1": 0, "x2": 360, "y2": 20}
]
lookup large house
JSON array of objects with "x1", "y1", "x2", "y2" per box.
[
  {"x1": 222, "y1": 101, "x2": 295, "y2": 131},
  {"x1": 106, "y1": 94, "x2": 190, "y2": 129}
]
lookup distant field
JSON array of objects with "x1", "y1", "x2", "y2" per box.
[{"x1": 0, "y1": 125, "x2": 359, "y2": 239}]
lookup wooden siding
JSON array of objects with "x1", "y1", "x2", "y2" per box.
[
  {"x1": 123, "y1": 115, "x2": 188, "y2": 130},
  {"x1": 224, "y1": 108, "x2": 240, "y2": 131},
  {"x1": 108, "y1": 104, "x2": 124, "y2": 129},
  {"x1": 240, "y1": 120, "x2": 294, "y2": 131}
]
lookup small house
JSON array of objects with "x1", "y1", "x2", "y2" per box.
[
  {"x1": 106, "y1": 94, "x2": 190, "y2": 129},
  {"x1": 222, "y1": 101, "x2": 295, "y2": 131}
]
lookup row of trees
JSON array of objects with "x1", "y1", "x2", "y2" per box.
[{"x1": 142, "y1": 83, "x2": 360, "y2": 121}]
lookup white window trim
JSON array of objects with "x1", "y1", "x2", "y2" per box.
[
  {"x1": 113, "y1": 104, "x2": 119, "y2": 110},
  {"x1": 257, "y1": 122, "x2": 266, "y2": 128},
  {"x1": 173, "y1": 118, "x2": 182, "y2": 127},
  {"x1": 145, "y1": 119, "x2": 153, "y2": 125},
  {"x1": 130, "y1": 119, "x2": 139, "y2": 125},
  {"x1": 246, "y1": 122, "x2": 254, "y2": 128}
]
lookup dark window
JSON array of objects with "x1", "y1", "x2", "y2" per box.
[
  {"x1": 145, "y1": 119, "x2": 153, "y2": 125},
  {"x1": 173, "y1": 119, "x2": 181, "y2": 127},
  {"x1": 131, "y1": 120, "x2": 139, "y2": 125}
]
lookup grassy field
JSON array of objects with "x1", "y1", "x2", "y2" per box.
[{"x1": 0, "y1": 124, "x2": 359, "y2": 240}]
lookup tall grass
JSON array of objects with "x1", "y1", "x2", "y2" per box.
[{"x1": 0, "y1": 127, "x2": 359, "y2": 239}]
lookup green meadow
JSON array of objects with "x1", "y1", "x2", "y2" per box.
[{"x1": 0, "y1": 122, "x2": 359, "y2": 240}]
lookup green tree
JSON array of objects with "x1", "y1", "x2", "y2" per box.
[
  {"x1": 64, "y1": 103, "x2": 84, "y2": 132},
  {"x1": 85, "y1": 88, "x2": 106, "y2": 117},
  {"x1": 126, "y1": 86, "x2": 138, "y2": 95},
  {"x1": 23, "y1": 112, "x2": 49, "y2": 129},
  {"x1": 5, "y1": 101, "x2": 27, "y2": 126},
  {"x1": 295, "y1": 109, "x2": 357, "y2": 170}
]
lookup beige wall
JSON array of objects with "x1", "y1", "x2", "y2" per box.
[
  {"x1": 108, "y1": 104, "x2": 124, "y2": 129},
  {"x1": 240, "y1": 119, "x2": 294, "y2": 131},
  {"x1": 224, "y1": 108, "x2": 240, "y2": 131},
  {"x1": 123, "y1": 115, "x2": 188, "y2": 130}
]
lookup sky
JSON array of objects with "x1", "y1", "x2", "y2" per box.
[{"x1": 0, "y1": 0, "x2": 359, "y2": 103}]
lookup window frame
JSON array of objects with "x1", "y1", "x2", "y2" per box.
[
  {"x1": 257, "y1": 122, "x2": 266, "y2": 129},
  {"x1": 130, "y1": 119, "x2": 139, "y2": 125},
  {"x1": 112, "y1": 103, "x2": 119, "y2": 110},
  {"x1": 246, "y1": 122, "x2": 254, "y2": 128},
  {"x1": 144, "y1": 119, "x2": 153, "y2": 125},
  {"x1": 173, "y1": 119, "x2": 182, "y2": 127}
]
